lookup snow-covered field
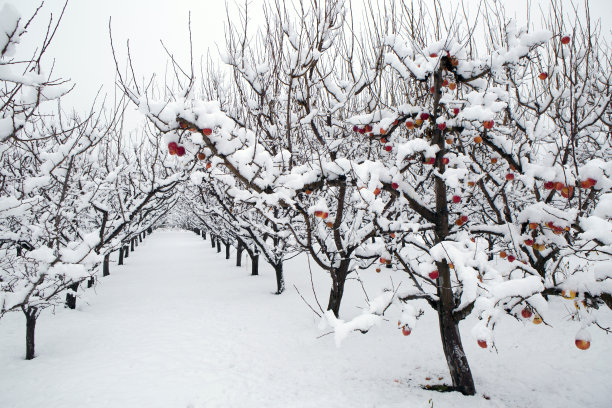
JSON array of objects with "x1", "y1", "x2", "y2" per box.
[{"x1": 0, "y1": 230, "x2": 610, "y2": 408}]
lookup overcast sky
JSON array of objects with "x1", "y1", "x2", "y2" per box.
[{"x1": 5, "y1": 0, "x2": 612, "y2": 125}]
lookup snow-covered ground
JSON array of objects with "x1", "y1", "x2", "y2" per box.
[{"x1": 0, "y1": 230, "x2": 610, "y2": 408}]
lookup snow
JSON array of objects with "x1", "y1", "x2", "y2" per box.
[{"x1": 1, "y1": 230, "x2": 610, "y2": 408}]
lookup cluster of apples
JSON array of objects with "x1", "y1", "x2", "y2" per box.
[
  {"x1": 405, "y1": 112, "x2": 431, "y2": 130},
  {"x1": 168, "y1": 142, "x2": 186, "y2": 157},
  {"x1": 353, "y1": 124, "x2": 394, "y2": 152},
  {"x1": 178, "y1": 120, "x2": 214, "y2": 137}
]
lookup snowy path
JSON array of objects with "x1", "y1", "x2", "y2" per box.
[{"x1": 1, "y1": 230, "x2": 611, "y2": 408}]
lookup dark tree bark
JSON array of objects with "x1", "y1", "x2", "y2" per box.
[
  {"x1": 87, "y1": 277, "x2": 95, "y2": 288},
  {"x1": 134, "y1": 237, "x2": 138, "y2": 248},
  {"x1": 65, "y1": 282, "x2": 79, "y2": 309},
  {"x1": 16, "y1": 246, "x2": 22, "y2": 256},
  {"x1": 225, "y1": 241, "x2": 230, "y2": 260},
  {"x1": 236, "y1": 240, "x2": 243, "y2": 267},
  {"x1": 118, "y1": 246, "x2": 124, "y2": 265},
  {"x1": 273, "y1": 262, "x2": 285, "y2": 294},
  {"x1": 202, "y1": 230, "x2": 207, "y2": 239},
  {"x1": 23, "y1": 307, "x2": 38, "y2": 360},
  {"x1": 139, "y1": 233, "x2": 143, "y2": 243},
  {"x1": 102, "y1": 254, "x2": 110, "y2": 277},
  {"x1": 124, "y1": 245, "x2": 129, "y2": 258},
  {"x1": 147, "y1": 227, "x2": 152, "y2": 234},
  {"x1": 327, "y1": 259, "x2": 351, "y2": 317},
  {"x1": 130, "y1": 238, "x2": 135, "y2": 252},
  {"x1": 251, "y1": 252, "x2": 259, "y2": 276},
  {"x1": 211, "y1": 235, "x2": 216, "y2": 248},
  {"x1": 217, "y1": 239, "x2": 221, "y2": 253}
]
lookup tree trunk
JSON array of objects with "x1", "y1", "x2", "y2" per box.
[
  {"x1": 225, "y1": 242, "x2": 231, "y2": 259},
  {"x1": 130, "y1": 238, "x2": 135, "y2": 252},
  {"x1": 16, "y1": 246, "x2": 22, "y2": 256},
  {"x1": 217, "y1": 239, "x2": 221, "y2": 253},
  {"x1": 202, "y1": 230, "x2": 207, "y2": 239},
  {"x1": 134, "y1": 237, "x2": 138, "y2": 248},
  {"x1": 437, "y1": 264, "x2": 476, "y2": 395},
  {"x1": 327, "y1": 260, "x2": 350, "y2": 317},
  {"x1": 251, "y1": 252, "x2": 259, "y2": 276},
  {"x1": 236, "y1": 240, "x2": 243, "y2": 267},
  {"x1": 65, "y1": 282, "x2": 79, "y2": 309},
  {"x1": 147, "y1": 227, "x2": 152, "y2": 234},
  {"x1": 211, "y1": 235, "x2": 216, "y2": 248},
  {"x1": 124, "y1": 245, "x2": 129, "y2": 258},
  {"x1": 273, "y1": 262, "x2": 285, "y2": 294},
  {"x1": 118, "y1": 246, "x2": 124, "y2": 265},
  {"x1": 24, "y1": 308, "x2": 37, "y2": 360},
  {"x1": 102, "y1": 253, "x2": 110, "y2": 277},
  {"x1": 139, "y1": 233, "x2": 143, "y2": 243},
  {"x1": 87, "y1": 277, "x2": 95, "y2": 288}
]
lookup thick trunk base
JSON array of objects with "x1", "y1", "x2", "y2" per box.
[
  {"x1": 438, "y1": 311, "x2": 476, "y2": 395},
  {"x1": 24, "y1": 309, "x2": 37, "y2": 360}
]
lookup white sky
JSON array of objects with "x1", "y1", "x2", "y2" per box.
[{"x1": 5, "y1": 0, "x2": 612, "y2": 124}]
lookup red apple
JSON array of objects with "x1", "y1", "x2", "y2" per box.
[
  {"x1": 405, "y1": 120, "x2": 415, "y2": 129},
  {"x1": 575, "y1": 339, "x2": 590, "y2": 350},
  {"x1": 561, "y1": 36, "x2": 570, "y2": 45},
  {"x1": 425, "y1": 157, "x2": 435, "y2": 165},
  {"x1": 506, "y1": 173, "x2": 515, "y2": 181},
  {"x1": 544, "y1": 181, "x2": 555, "y2": 189},
  {"x1": 206, "y1": 162, "x2": 212, "y2": 169},
  {"x1": 373, "y1": 187, "x2": 381, "y2": 196},
  {"x1": 376, "y1": 268, "x2": 381, "y2": 273},
  {"x1": 499, "y1": 251, "x2": 507, "y2": 258},
  {"x1": 384, "y1": 145, "x2": 392, "y2": 152},
  {"x1": 314, "y1": 210, "x2": 323, "y2": 218},
  {"x1": 364, "y1": 124, "x2": 373, "y2": 132},
  {"x1": 438, "y1": 123, "x2": 446, "y2": 130},
  {"x1": 402, "y1": 326, "x2": 412, "y2": 336},
  {"x1": 429, "y1": 52, "x2": 438, "y2": 58},
  {"x1": 508, "y1": 255, "x2": 516, "y2": 262},
  {"x1": 491, "y1": 158, "x2": 498, "y2": 164},
  {"x1": 555, "y1": 182, "x2": 564, "y2": 191},
  {"x1": 176, "y1": 146, "x2": 186, "y2": 157},
  {"x1": 391, "y1": 182, "x2": 399, "y2": 190},
  {"x1": 452, "y1": 195, "x2": 461, "y2": 203},
  {"x1": 202, "y1": 128, "x2": 213, "y2": 136},
  {"x1": 521, "y1": 307, "x2": 533, "y2": 319},
  {"x1": 529, "y1": 223, "x2": 538, "y2": 230},
  {"x1": 442, "y1": 157, "x2": 450, "y2": 165},
  {"x1": 168, "y1": 142, "x2": 178, "y2": 155},
  {"x1": 420, "y1": 113, "x2": 430, "y2": 120},
  {"x1": 322, "y1": 212, "x2": 329, "y2": 219},
  {"x1": 524, "y1": 239, "x2": 534, "y2": 247},
  {"x1": 449, "y1": 83, "x2": 457, "y2": 91},
  {"x1": 483, "y1": 120, "x2": 494, "y2": 129},
  {"x1": 442, "y1": 79, "x2": 449, "y2": 87},
  {"x1": 453, "y1": 107, "x2": 460, "y2": 115},
  {"x1": 197, "y1": 152, "x2": 206, "y2": 161},
  {"x1": 353, "y1": 125, "x2": 360, "y2": 132},
  {"x1": 539, "y1": 72, "x2": 548, "y2": 80},
  {"x1": 477, "y1": 339, "x2": 487, "y2": 349},
  {"x1": 429, "y1": 270, "x2": 439, "y2": 279},
  {"x1": 474, "y1": 136, "x2": 483, "y2": 144}
]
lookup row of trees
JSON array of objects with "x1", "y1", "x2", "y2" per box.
[
  {"x1": 0, "y1": 2, "x2": 181, "y2": 359},
  {"x1": 118, "y1": 0, "x2": 611, "y2": 395}
]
